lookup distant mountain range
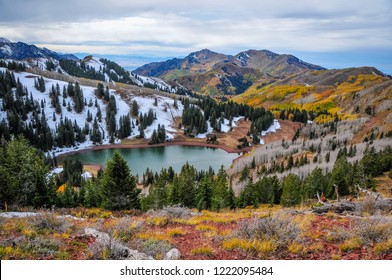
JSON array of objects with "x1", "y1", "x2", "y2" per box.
[
  {"x1": 0, "y1": 37, "x2": 79, "y2": 61},
  {"x1": 134, "y1": 49, "x2": 325, "y2": 95},
  {"x1": 0, "y1": 38, "x2": 177, "y2": 93}
]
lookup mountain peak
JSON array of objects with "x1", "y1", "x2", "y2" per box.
[
  {"x1": 0, "y1": 39, "x2": 79, "y2": 61},
  {"x1": 0, "y1": 37, "x2": 12, "y2": 44},
  {"x1": 188, "y1": 49, "x2": 226, "y2": 60}
]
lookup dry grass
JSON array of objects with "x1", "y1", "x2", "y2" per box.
[
  {"x1": 171, "y1": 210, "x2": 249, "y2": 226},
  {"x1": 190, "y1": 246, "x2": 213, "y2": 256},
  {"x1": 222, "y1": 238, "x2": 276, "y2": 256},
  {"x1": 71, "y1": 208, "x2": 113, "y2": 219},
  {"x1": 308, "y1": 243, "x2": 323, "y2": 253},
  {"x1": 166, "y1": 228, "x2": 186, "y2": 237},
  {"x1": 146, "y1": 216, "x2": 169, "y2": 227},
  {"x1": 325, "y1": 228, "x2": 352, "y2": 243},
  {"x1": 219, "y1": 229, "x2": 232, "y2": 236},
  {"x1": 288, "y1": 243, "x2": 308, "y2": 255},
  {"x1": 339, "y1": 237, "x2": 363, "y2": 252},
  {"x1": 172, "y1": 218, "x2": 200, "y2": 226},
  {"x1": 374, "y1": 238, "x2": 392, "y2": 255},
  {"x1": 195, "y1": 224, "x2": 217, "y2": 232},
  {"x1": 136, "y1": 232, "x2": 171, "y2": 243}
]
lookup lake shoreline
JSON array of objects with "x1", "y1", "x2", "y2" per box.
[{"x1": 59, "y1": 139, "x2": 252, "y2": 157}]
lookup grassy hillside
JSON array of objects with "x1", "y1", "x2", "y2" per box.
[{"x1": 233, "y1": 67, "x2": 392, "y2": 136}]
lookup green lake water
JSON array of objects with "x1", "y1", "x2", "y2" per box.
[{"x1": 67, "y1": 145, "x2": 239, "y2": 176}]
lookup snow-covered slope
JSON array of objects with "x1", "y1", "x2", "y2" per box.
[
  {"x1": 1, "y1": 57, "x2": 64, "y2": 72},
  {"x1": 123, "y1": 94, "x2": 184, "y2": 139},
  {"x1": 0, "y1": 68, "x2": 184, "y2": 155},
  {"x1": 75, "y1": 55, "x2": 177, "y2": 93}
]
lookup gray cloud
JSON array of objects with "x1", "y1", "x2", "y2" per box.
[{"x1": 1, "y1": 0, "x2": 390, "y2": 22}]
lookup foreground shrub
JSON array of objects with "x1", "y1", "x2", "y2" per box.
[
  {"x1": 236, "y1": 212, "x2": 300, "y2": 247},
  {"x1": 148, "y1": 206, "x2": 193, "y2": 219},
  {"x1": 142, "y1": 239, "x2": 172, "y2": 260},
  {"x1": 30, "y1": 213, "x2": 72, "y2": 234},
  {"x1": 355, "y1": 216, "x2": 392, "y2": 244},
  {"x1": 110, "y1": 217, "x2": 141, "y2": 242}
]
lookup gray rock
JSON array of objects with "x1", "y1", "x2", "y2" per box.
[
  {"x1": 164, "y1": 248, "x2": 181, "y2": 260},
  {"x1": 84, "y1": 227, "x2": 152, "y2": 260},
  {"x1": 0, "y1": 212, "x2": 39, "y2": 218},
  {"x1": 85, "y1": 228, "x2": 111, "y2": 247}
]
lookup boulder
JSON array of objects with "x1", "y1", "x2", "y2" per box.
[
  {"x1": 164, "y1": 248, "x2": 181, "y2": 260},
  {"x1": 84, "y1": 228, "x2": 152, "y2": 260}
]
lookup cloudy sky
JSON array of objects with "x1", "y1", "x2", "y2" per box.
[{"x1": 1, "y1": 0, "x2": 391, "y2": 73}]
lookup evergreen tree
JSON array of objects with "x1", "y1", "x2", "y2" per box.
[
  {"x1": 61, "y1": 157, "x2": 83, "y2": 187},
  {"x1": 131, "y1": 100, "x2": 139, "y2": 116},
  {"x1": 96, "y1": 106, "x2": 102, "y2": 122},
  {"x1": 142, "y1": 169, "x2": 170, "y2": 210},
  {"x1": 67, "y1": 82, "x2": 75, "y2": 97},
  {"x1": 150, "y1": 129, "x2": 158, "y2": 144},
  {"x1": 280, "y1": 174, "x2": 302, "y2": 206},
  {"x1": 327, "y1": 156, "x2": 353, "y2": 197},
  {"x1": 361, "y1": 146, "x2": 381, "y2": 177},
  {"x1": 104, "y1": 86, "x2": 110, "y2": 102},
  {"x1": 38, "y1": 77, "x2": 46, "y2": 93},
  {"x1": 227, "y1": 185, "x2": 236, "y2": 210},
  {"x1": 325, "y1": 151, "x2": 330, "y2": 163},
  {"x1": 196, "y1": 173, "x2": 213, "y2": 211},
  {"x1": 58, "y1": 185, "x2": 77, "y2": 208},
  {"x1": 212, "y1": 166, "x2": 230, "y2": 211},
  {"x1": 303, "y1": 167, "x2": 327, "y2": 199},
  {"x1": 62, "y1": 85, "x2": 68, "y2": 98},
  {"x1": 166, "y1": 163, "x2": 197, "y2": 208},
  {"x1": 73, "y1": 82, "x2": 84, "y2": 113},
  {"x1": 86, "y1": 110, "x2": 92, "y2": 122},
  {"x1": 91, "y1": 118, "x2": 102, "y2": 144},
  {"x1": 138, "y1": 125, "x2": 145, "y2": 139},
  {"x1": 0, "y1": 137, "x2": 49, "y2": 208},
  {"x1": 100, "y1": 151, "x2": 141, "y2": 210},
  {"x1": 84, "y1": 181, "x2": 102, "y2": 208}
]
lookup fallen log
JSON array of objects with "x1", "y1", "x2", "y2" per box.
[
  {"x1": 312, "y1": 198, "x2": 392, "y2": 215},
  {"x1": 312, "y1": 201, "x2": 356, "y2": 214}
]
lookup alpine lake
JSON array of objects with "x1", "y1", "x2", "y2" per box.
[{"x1": 65, "y1": 145, "x2": 239, "y2": 176}]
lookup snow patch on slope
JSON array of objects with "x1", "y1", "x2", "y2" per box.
[
  {"x1": 125, "y1": 94, "x2": 184, "y2": 139},
  {"x1": 259, "y1": 119, "x2": 281, "y2": 145},
  {"x1": 261, "y1": 119, "x2": 281, "y2": 136},
  {"x1": 84, "y1": 56, "x2": 104, "y2": 72},
  {"x1": 0, "y1": 45, "x2": 12, "y2": 56}
]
